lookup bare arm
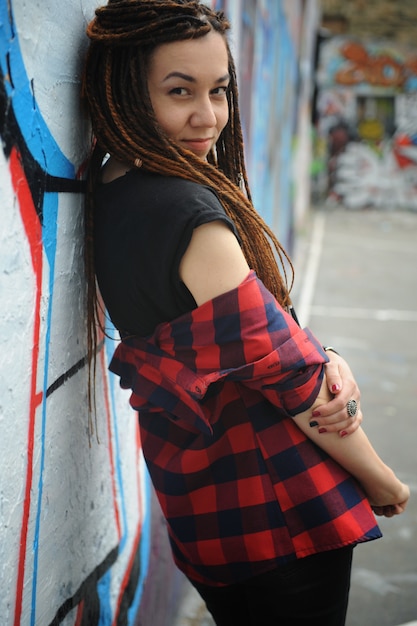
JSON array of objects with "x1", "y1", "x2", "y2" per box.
[
  {"x1": 293, "y1": 380, "x2": 410, "y2": 517},
  {"x1": 179, "y1": 220, "x2": 250, "y2": 305}
]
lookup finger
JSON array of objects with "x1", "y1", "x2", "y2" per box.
[
  {"x1": 336, "y1": 414, "x2": 363, "y2": 436},
  {"x1": 384, "y1": 505, "x2": 400, "y2": 517},
  {"x1": 309, "y1": 411, "x2": 363, "y2": 435},
  {"x1": 372, "y1": 506, "x2": 384, "y2": 516},
  {"x1": 323, "y1": 359, "x2": 343, "y2": 393},
  {"x1": 312, "y1": 394, "x2": 361, "y2": 418},
  {"x1": 372, "y1": 506, "x2": 395, "y2": 518},
  {"x1": 327, "y1": 383, "x2": 361, "y2": 408},
  {"x1": 324, "y1": 372, "x2": 343, "y2": 395}
]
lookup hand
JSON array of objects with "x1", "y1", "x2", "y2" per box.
[
  {"x1": 309, "y1": 351, "x2": 362, "y2": 437},
  {"x1": 372, "y1": 503, "x2": 408, "y2": 517},
  {"x1": 369, "y1": 481, "x2": 410, "y2": 518}
]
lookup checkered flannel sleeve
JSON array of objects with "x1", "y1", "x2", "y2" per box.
[{"x1": 110, "y1": 271, "x2": 328, "y2": 433}]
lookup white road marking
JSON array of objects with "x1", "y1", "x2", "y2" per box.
[
  {"x1": 296, "y1": 211, "x2": 326, "y2": 326},
  {"x1": 295, "y1": 211, "x2": 417, "y2": 325},
  {"x1": 310, "y1": 305, "x2": 417, "y2": 322}
]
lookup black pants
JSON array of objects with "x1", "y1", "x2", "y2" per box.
[{"x1": 192, "y1": 547, "x2": 354, "y2": 626}]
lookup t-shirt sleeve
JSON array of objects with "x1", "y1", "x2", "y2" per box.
[
  {"x1": 170, "y1": 182, "x2": 239, "y2": 279},
  {"x1": 142, "y1": 178, "x2": 240, "y2": 330},
  {"x1": 94, "y1": 172, "x2": 240, "y2": 336}
]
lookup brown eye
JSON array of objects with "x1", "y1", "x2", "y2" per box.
[
  {"x1": 211, "y1": 86, "x2": 229, "y2": 96},
  {"x1": 169, "y1": 87, "x2": 188, "y2": 95}
]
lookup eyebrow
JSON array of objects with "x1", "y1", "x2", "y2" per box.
[{"x1": 162, "y1": 71, "x2": 230, "y2": 84}]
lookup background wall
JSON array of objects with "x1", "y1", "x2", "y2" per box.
[
  {"x1": 217, "y1": 0, "x2": 320, "y2": 247},
  {"x1": 315, "y1": 36, "x2": 417, "y2": 209},
  {"x1": 0, "y1": 1, "x2": 318, "y2": 624}
]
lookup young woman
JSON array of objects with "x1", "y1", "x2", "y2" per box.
[{"x1": 82, "y1": 2, "x2": 409, "y2": 624}]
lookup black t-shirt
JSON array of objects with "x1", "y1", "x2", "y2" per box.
[{"x1": 94, "y1": 169, "x2": 238, "y2": 337}]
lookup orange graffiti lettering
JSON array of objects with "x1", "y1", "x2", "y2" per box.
[{"x1": 335, "y1": 42, "x2": 405, "y2": 88}]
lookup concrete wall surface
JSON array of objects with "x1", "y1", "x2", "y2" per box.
[
  {"x1": 0, "y1": 2, "x2": 180, "y2": 624},
  {"x1": 0, "y1": 1, "x2": 318, "y2": 625}
]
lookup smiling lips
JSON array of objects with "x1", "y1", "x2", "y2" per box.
[{"x1": 182, "y1": 137, "x2": 214, "y2": 153}]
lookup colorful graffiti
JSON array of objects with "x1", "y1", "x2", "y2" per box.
[
  {"x1": 0, "y1": 1, "x2": 185, "y2": 624},
  {"x1": 332, "y1": 139, "x2": 417, "y2": 210},
  {"x1": 315, "y1": 37, "x2": 417, "y2": 209},
  {"x1": 318, "y1": 36, "x2": 417, "y2": 92},
  {"x1": 238, "y1": 0, "x2": 299, "y2": 249},
  {"x1": 335, "y1": 41, "x2": 408, "y2": 89}
]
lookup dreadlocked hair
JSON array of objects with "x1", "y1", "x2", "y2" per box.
[{"x1": 82, "y1": 0, "x2": 294, "y2": 422}]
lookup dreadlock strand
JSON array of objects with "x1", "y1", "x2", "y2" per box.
[{"x1": 88, "y1": 1, "x2": 213, "y2": 46}]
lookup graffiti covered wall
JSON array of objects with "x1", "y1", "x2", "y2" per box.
[
  {"x1": 316, "y1": 36, "x2": 417, "y2": 210},
  {"x1": 0, "y1": 1, "x2": 319, "y2": 624},
  {"x1": 0, "y1": 1, "x2": 183, "y2": 625},
  {"x1": 217, "y1": 0, "x2": 319, "y2": 247}
]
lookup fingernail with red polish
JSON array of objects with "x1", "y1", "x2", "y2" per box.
[
  {"x1": 312, "y1": 410, "x2": 321, "y2": 418},
  {"x1": 340, "y1": 431, "x2": 348, "y2": 438},
  {"x1": 332, "y1": 384, "x2": 341, "y2": 393},
  {"x1": 318, "y1": 427, "x2": 327, "y2": 434}
]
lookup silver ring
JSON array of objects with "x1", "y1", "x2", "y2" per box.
[{"x1": 347, "y1": 399, "x2": 358, "y2": 418}]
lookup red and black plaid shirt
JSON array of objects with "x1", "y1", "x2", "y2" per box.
[{"x1": 110, "y1": 271, "x2": 381, "y2": 586}]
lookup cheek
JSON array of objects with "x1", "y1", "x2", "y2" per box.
[
  {"x1": 165, "y1": 104, "x2": 188, "y2": 135},
  {"x1": 154, "y1": 106, "x2": 181, "y2": 138}
]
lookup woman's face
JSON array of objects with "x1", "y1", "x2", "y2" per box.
[{"x1": 147, "y1": 30, "x2": 230, "y2": 160}]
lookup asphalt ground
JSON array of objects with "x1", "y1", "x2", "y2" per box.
[
  {"x1": 294, "y1": 207, "x2": 417, "y2": 626},
  {"x1": 174, "y1": 207, "x2": 417, "y2": 626}
]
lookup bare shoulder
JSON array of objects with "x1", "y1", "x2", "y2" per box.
[{"x1": 179, "y1": 220, "x2": 250, "y2": 305}]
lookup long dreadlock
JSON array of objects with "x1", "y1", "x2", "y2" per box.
[{"x1": 82, "y1": 0, "x2": 294, "y2": 420}]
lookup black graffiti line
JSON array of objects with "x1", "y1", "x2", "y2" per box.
[
  {"x1": 0, "y1": 65, "x2": 86, "y2": 230},
  {"x1": 47, "y1": 545, "x2": 119, "y2": 626},
  {"x1": 45, "y1": 341, "x2": 105, "y2": 398},
  {"x1": 45, "y1": 174, "x2": 86, "y2": 194},
  {"x1": 45, "y1": 355, "x2": 87, "y2": 398},
  {"x1": 47, "y1": 533, "x2": 145, "y2": 626}
]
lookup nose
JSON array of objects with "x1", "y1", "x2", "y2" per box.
[{"x1": 190, "y1": 95, "x2": 217, "y2": 128}]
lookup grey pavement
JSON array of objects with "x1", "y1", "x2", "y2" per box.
[
  {"x1": 175, "y1": 207, "x2": 417, "y2": 626},
  {"x1": 295, "y1": 207, "x2": 417, "y2": 626}
]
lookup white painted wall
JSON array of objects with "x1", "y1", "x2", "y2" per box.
[{"x1": 0, "y1": 2, "x2": 158, "y2": 624}]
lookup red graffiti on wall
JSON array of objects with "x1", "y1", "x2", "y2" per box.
[{"x1": 9, "y1": 146, "x2": 44, "y2": 626}]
